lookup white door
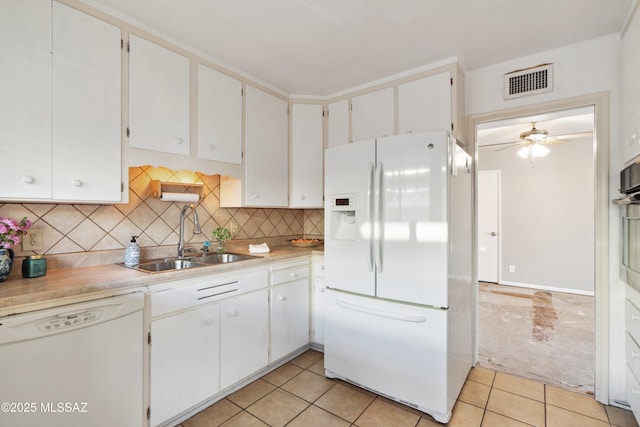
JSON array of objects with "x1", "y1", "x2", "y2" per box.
[
  {"x1": 478, "y1": 170, "x2": 500, "y2": 283},
  {"x1": 376, "y1": 133, "x2": 449, "y2": 307}
]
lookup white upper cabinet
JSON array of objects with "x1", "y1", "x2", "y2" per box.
[
  {"x1": 0, "y1": 0, "x2": 52, "y2": 199},
  {"x1": 222, "y1": 85, "x2": 288, "y2": 207},
  {"x1": 351, "y1": 87, "x2": 394, "y2": 143},
  {"x1": 198, "y1": 65, "x2": 242, "y2": 164},
  {"x1": 290, "y1": 103, "x2": 324, "y2": 208},
  {"x1": 52, "y1": 2, "x2": 121, "y2": 202},
  {"x1": 327, "y1": 99, "x2": 350, "y2": 148},
  {"x1": 129, "y1": 35, "x2": 190, "y2": 156},
  {"x1": 398, "y1": 71, "x2": 451, "y2": 134}
]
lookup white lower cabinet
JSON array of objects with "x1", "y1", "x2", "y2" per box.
[
  {"x1": 270, "y1": 260, "x2": 311, "y2": 362},
  {"x1": 220, "y1": 288, "x2": 269, "y2": 389},
  {"x1": 150, "y1": 303, "x2": 220, "y2": 427}
]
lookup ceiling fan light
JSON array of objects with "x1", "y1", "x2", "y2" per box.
[
  {"x1": 531, "y1": 144, "x2": 550, "y2": 157},
  {"x1": 517, "y1": 146, "x2": 530, "y2": 158}
]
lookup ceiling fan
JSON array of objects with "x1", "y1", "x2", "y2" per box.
[{"x1": 497, "y1": 122, "x2": 569, "y2": 159}]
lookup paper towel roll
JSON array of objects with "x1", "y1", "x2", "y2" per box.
[{"x1": 160, "y1": 192, "x2": 199, "y2": 202}]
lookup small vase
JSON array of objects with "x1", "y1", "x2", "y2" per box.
[
  {"x1": 216, "y1": 241, "x2": 226, "y2": 254},
  {"x1": 0, "y1": 248, "x2": 14, "y2": 283}
]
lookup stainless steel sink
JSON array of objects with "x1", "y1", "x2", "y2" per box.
[
  {"x1": 135, "y1": 259, "x2": 207, "y2": 272},
  {"x1": 193, "y1": 253, "x2": 259, "y2": 264}
]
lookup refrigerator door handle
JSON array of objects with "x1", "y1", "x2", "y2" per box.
[
  {"x1": 336, "y1": 299, "x2": 426, "y2": 323},
  {"x1": 374, "y1": 162, "x2": 384, "y2": 273},
  {"x1": 367, "y1": 162, "x2": 375, "y2": 272}
]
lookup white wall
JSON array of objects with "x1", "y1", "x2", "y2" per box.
[
  {"x1": 466, "y1": 34, "x2": 626, "y2": 404},
  {"x1": 478, "y1": 135, "x2": 594, "y2": 293}
]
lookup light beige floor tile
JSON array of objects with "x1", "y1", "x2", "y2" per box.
[
  {"x1": 182, "y1": 399, "x2": 241, "y2": 427},
  {"x1": 459, "y1": 379, "x2": 491, "y2": 408},
  {"x1": 219, "y1": 411, "x2": 269, "y2": 427},
  {"x1": 261, "y1": 363, "x2": 303, "y2": 386},
  {"x1": 546, "y1": 404, "x2": 610, "y2": 427},
  {"x1": 354, "y1": 398, "x2": 421, "y2": 427},
  {"x1": 606, "y1": 404, "x2": 639, "y2": 427},
  {"x1": 468, "y1": 366, "x2": 496, "y2": 386},
  {"x1": 481, "y1": 410, "x2": 533, "y2": 427},
  {"x1": 315, "y1": 382, "x2": 375, "y2": 422},
  {"x1": 417, "y1": 417, "x2": 443, "y2": 426},
  {"x1": 308, "y1": 358, "x2": 325, "y2": 375},
  {"x1": 290, "y1": 349, "x2": 324, "y2": 369},
  {"x1": 281, "y1": 370, "x2": 335, "y2": 402},
  {"x1": 493, "y1": 372, "x2": 545, "y2": 402},
  {"x1": 246, "y1": 389, "x2": 309, "y2": 427},
  {"x1": 448, "y1": 401, "x2": 484, "y2": 427},
  {"x1": 287, "y1": 405, "x2": 351, "y2": 427},
  {"x1": 227, "y1": 379, "x2": 276, "y2": 408},
  {"x1": 546, "y1": 385, "x2": 608, "y2": 422},
  {"x1": 486, "y1": 388, "x2": 545, "y2": 427}
]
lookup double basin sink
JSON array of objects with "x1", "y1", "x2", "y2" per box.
[{"x1": 124, "y1": 253, "x2": 259, "y2": 273}]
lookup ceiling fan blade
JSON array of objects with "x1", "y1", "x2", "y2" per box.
[
  {"x1": 495, "y1": 141, "x2": 525, "y2": 152},
  {"x1": 540, "y1": 138, "x2": 569, "y2": 145}
]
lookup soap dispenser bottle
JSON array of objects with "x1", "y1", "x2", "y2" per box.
[{"x1": 124, "y1": 235, "x2": 140, "y2": 266}]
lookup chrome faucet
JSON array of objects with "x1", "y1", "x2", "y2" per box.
[{"x1": 178, "y1": 204, "x2": 201, "y2": 258}]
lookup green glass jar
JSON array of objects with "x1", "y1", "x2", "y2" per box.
[{"x1": 22, "y1": 255, "x2": 47, "y2": 278}]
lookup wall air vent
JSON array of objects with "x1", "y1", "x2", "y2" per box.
[{"x1": 504, "y1": 63, "x2": 553, "y2": 100}]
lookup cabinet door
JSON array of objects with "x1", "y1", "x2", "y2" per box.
[
  {"x1": 0, "y1": 0, "x2": 52, "y2": 199},
  {"x1": 52, "y1": 2, "x2": 121, "y2": 201},
  {"x1": 351, "y1": 87, "x2": 394, "y2": 142},
  {"x1": 129, "y1": 35, "x2": 190, "y2": 155},
  {"x1": 150, "y1": 303, "x2": 220, "y2": 426},
  {"x1": 327, "y1": 99, "x2": 349, "y2": 148},
  {"x1": 290, "y1": 103, "x2": 324, "y2": 208},
  {"x1": 271, "y1": 279, "x2": 310, "y2": 361},
  {"x1": 398, "y1": 72, "x2": 451, "y2": 134},
  {"x1": 312, "y1": 256, "x2": 325, "y2": 345},
  {"x1": 220, "y1": 288, "x2": 269, "y2": 389},
  {"x1": 245, "y1": 85, "x2": 289, "y2": 206},
  {"x1": 198, "y1": 65, "x2": 242, "y2": 164}
]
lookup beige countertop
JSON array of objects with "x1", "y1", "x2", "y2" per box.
[{"x1": 0, "y1": 245, "x2": 323, "y2": 314}]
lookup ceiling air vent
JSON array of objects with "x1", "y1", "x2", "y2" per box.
[{"x1": 504, "y1": 63, "x2": 553, "y2": 100}]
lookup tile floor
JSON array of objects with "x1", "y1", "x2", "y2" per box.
[{"x1": 178, "y1": 350, "x2": 637, "y2": 427}]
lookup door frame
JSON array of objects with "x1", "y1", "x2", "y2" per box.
[
  {"x1": 477, "y1": 170, "x2": 501, "y2": 284},
  {"x1": 466, "y1": 92, "x2": 609, "y2": 403}
]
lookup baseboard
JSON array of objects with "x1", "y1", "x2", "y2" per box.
[{"x1": 497, "y1": 280, "x2": 594, "y2": 296}]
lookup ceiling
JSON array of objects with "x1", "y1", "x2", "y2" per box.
[{"x1": 83, "y1": 0, "x2": 634, "y2": 97}]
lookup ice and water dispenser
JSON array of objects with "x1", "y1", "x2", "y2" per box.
[{"x1": 328, "y1": 194, "x2": 357, "y2": 240}]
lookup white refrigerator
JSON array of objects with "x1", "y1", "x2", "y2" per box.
[{"x1": 323, "y1": 131, "x2": 474, "y2": 423}]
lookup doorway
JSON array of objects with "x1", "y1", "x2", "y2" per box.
[{"x1": 468, "y1": 93, "x2": 610, "y2": 402}]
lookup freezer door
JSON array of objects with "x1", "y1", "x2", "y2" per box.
[
  {"x1": 375, "y1": 132, "x2": 449, "y2": 307},
  {"x1": 324, "y1": 289, "x2": 451, "y2": 422},
  {"x1": 324, "y1": 140, "x2": 376, "y2": 296}
]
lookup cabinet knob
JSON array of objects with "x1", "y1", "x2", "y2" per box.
[
  {"x1": 633, "y1": 351, "x2": 640, "y2": 359},
  {"x1": 209, "y1": 144, "x2": 215, "y2": 150},
  {"x1": 633, "y1": 314, "x2": 639, "y2": 321},
  {"x1": 205, "y1": 319, "x2": 214, "y2": 326},
  {"x1": 299, "y1": 195, "x2": 306, "y2": 200},
  {"x1": 278, "y1": 295, "x2": 287, "y2": 301},
  {"x1": 176, "y1": 138, "x2": 184, "y2": 145},
  {"x1": 320, "y1": 265, "x2": 325, "y2": 270},
  {"x1": 251, "y1": 193, "x2": 259, "y2": 198},
  {"x1": 72, "y1": 179, "x2": 83, "y2": 187},
  {"x1": 289, "y1": 272, "x2": 298, "y2": 278},
  {"x1": 22, "y1": 176, "x2": 35, "y2": 184},
  {"x1": 228, "y1": 309, "x2": 238, "y2": 317},
  {"x1": 320, "y1": 287, "x2": 324, "y2": 293},
  {"x1": 633, "y1": 388, "x2": 640, "y2": 395}
]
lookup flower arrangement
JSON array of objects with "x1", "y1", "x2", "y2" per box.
[
  {"x1": 0, "y1": 217, "x2": 33, "y2": 249},
  {"x1": 211, "y1": 227, "x2": 232, "y2": 254}
]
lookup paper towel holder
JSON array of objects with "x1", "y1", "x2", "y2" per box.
[{"x1": 150, "y1": 180, "x2": 203, "y2": 200}]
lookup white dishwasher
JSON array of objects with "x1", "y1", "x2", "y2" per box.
[{"x1": 0, "y1": 292, "x2": 144, "y2": 427}]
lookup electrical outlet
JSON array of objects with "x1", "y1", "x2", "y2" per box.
[
  {"x1": 23, "y1": 229, "x2": 42, "y2": 251},
  {"x1": 229, "y1": 221, "x2": 239, "y2": 237},
  {"x1": 508, "y1": 265, "x2": 516, "y2": 273}
]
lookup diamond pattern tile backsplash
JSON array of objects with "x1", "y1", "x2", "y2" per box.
[{"x1": 0, "y1": 166, "x2": 324, "y2": 263}]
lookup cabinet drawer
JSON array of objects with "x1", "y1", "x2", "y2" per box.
[
  {"x1": 151, "y1": 270, "x2": 267, "y2": 317},
  {"x1": 628, "y1": 300, "x2": 640, "y2": 343},
  {"x1": 271, "y1": 265, "x2": 310, "y2": 286},
  {"x1": 628, "y1": 332, "x2": 640, "y2": 381},
  {"x1": 626, "y1": 365, "x2": 640, "y2": 422}
]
